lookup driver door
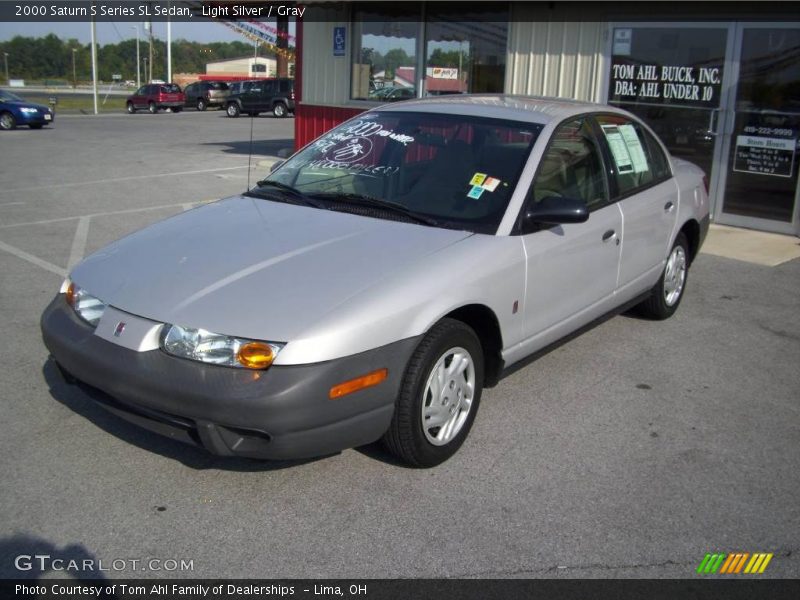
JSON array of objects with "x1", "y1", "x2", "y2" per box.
[{"x1": 520, "y1": 117, "x2": 623, "y2": 349}]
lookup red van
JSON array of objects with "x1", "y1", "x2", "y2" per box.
[{"x1": 126, "y1": 84, "x2": 185, "y2": 114}]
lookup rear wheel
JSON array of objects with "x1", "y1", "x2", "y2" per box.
[
  {"x1": 638, "y1": 232, "x2": 690, "y2": 320},
  {"x1": 148, "y1": 102, "x2": 157, "y2": 114},
  {"x1": 126, "y1": 102, "x2": 136, "y2": 114},
  {"x1": 273, "y1": 101, "x2": 288, "y2": 118},
  {"x1": 196, "y1": 98, "x2": 207, "y2": 111},
  {"x1": 226, "y1": 103, "x2": 240, "y2": 118},
  {"x1": 0, "y1": 112, "x2": 16, "y2": 130},
  {"x1": 383, "y1": 319, "x2": 484, "y2": 468}
]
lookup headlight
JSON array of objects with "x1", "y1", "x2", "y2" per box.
[
  {"x1": 160, "y1": 324, "x2": 283, "y2": 370},
  {"x1": 20, "y1": 107, "x2": 38, "y2": 114},
  {"x1": 63, "y1": 280, "x2": 106, "y2": 327}
]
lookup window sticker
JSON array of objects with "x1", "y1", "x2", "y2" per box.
[
  {"x1": 618, "y1": 124, "x2": 650, "y2": 173},
  {"x1": 470, "y1": 173, "x2": 487, "y2": 186},
  {"x1": 601, "y1": 124, "x2": 634, "y2": 174},
  {"x1": 467, "y1": 185, "x2": 485, "y2": 200},
  {"x1": 482, "y1": 177, "x2": 501, "y2": 192}
]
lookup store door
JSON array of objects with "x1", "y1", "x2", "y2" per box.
[
  {"x1": 607, "y1": 24, "x2": 734, "y2": 210},
  {"x1": 716, "y1": 24, "x2": 800, "y2": 235}
]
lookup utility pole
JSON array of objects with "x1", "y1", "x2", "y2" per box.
[
  {"x1": 72, "y1": 48, "x2": 77, "y2": 88},
  {"x1": 132, "y1": 25, "x2": 140, "y2": 88},
  {"x1": 90, "y1": 8, "x2": 98, "y2": 114},
  {"x1": 166, "y1": 1, "x2": 172, "y2": 83},
  {"x1": 144, "y1": 17, "x2": 153, "y2": 82}
]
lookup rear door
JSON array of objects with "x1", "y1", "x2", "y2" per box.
[
  {"x1": 259, "y1": 80, "x2": 277, "y2": 111},
  {"x1": 593, "y1": 114, "x2": 678, "y2": 295},
  {"x1": 520, "y1": 116, "x2": 622, "y2": 348}
]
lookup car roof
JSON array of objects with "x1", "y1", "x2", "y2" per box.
[{"x1": 372, "y1": 94, "x2": 632, "y2": 126}]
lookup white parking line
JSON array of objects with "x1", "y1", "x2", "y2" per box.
[
  {"x1": 0, "y1": 200, "x2": 206, "y2": 230},
  {"x1": 0, "y1": 240, "x2": 67, "y2": 278},
  {"x1": 0, "y1": 165, "x2": 250, "y2": 194},
  {"x1": 0, "y1": 202, "x2": 26, "y2": 207},
  {"x1": 67, "y1": 216, "x2": 91, "y2": 270}
]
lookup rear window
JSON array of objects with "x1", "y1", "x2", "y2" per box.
[
  {"x1": 209, "y1": 82, "x2": 229, "y2": 90},
  {"x1": 160, "y1": 84, "x2": 181, "y2": 94}
]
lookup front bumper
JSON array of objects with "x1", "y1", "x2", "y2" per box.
[
  {"x1": 41, "y1": 297, "x2": 419, "y2": 460},
  {"x1": 18, "y1": 110, "x2": 53, "y2": 125}
]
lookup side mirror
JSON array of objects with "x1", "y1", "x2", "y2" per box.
[
  {"x1": 270, "y1": 160, "x2": 285, "y2": 173},
  {"x1": 524, "y1": 196, "x2": 589, "y2": 227}
]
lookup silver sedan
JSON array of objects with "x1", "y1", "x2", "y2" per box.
[{"x1": 41, "y1": 95, "x2": 710, "y2": 467}]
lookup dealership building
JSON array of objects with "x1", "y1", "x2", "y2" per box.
[{"x1": 292, "y1": 2, "x2": 800, "y2": 235}]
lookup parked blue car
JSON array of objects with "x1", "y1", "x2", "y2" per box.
[{"x1": 0, "y1": 89, "x2": 54, "y2": 130}]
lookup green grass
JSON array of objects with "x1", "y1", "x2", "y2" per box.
[{"x1": 15, "y1": 93, "x2": 128, "y2": 113}]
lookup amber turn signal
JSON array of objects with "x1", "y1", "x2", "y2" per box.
[
  {"x1": 236, "y1": 342, "x2": 275, "y2": 370},
  {"x1": 65, "y1": 282, "x2": 76, "y2": 307},
  {"x1": 329, "y1": 368, "x2": 388, "y2": 399}
]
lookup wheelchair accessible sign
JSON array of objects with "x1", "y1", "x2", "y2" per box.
[{"x1": 334, "y1": 27, "x2": 346, "y2": 57}]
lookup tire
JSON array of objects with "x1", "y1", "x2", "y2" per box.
[
  {"x1": 148, "y1": 102, "x2": 157, "y2": 114},
  {"x1": 226, "y1": 103, "x2": 240, "y2": 118},
  {"x1": 196, "y1": 98, "x2": 207, "y2": 111},
  {"x1": 273, "y1": 101, "x2": 288, "y2": 118},
  {"x1": 126, "y1": 102, "x2": 136, "y2": 114},
  {"x1": 383, "y1": 318, "x2": 484, "y2": 467},
  {"x1": 638, "y1": 232, "x2": 690, "y2": 320},
  {"x1": 0, "y1": 111, "x2": 16, "y2": 130}
]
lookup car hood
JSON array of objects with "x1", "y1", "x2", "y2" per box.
[
  {"x1": 4, "y1": 100, "x2": 49, "y2": 111},
  {"x1": 70, "y1": 195, "x2": 472, "y2": 342}
]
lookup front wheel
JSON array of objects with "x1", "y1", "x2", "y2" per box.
[
  {"x1": 226, "y1": 103, "x2": 240, "y2": 118},
  {"x1": 638, "y1": 232, "x2": 690, "y2": 320},
  {"x1": 196, "y1": 98, "x2": 206, "y2": 111},
  {"x1": 383, "y1": 319, "x2": 484, "y2": 468},
  {"x1": 126, "y1": 102, "x2": 136, "y2": 114},
  {"x1": 148, "y1": 102, "x2": 157, "y2": 114}
]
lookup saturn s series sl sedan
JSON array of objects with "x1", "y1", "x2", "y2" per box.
[{"x1": 41, "y1": 95, "x2": 710, "y2": 467}]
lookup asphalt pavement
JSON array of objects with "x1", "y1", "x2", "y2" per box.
[{"x1": 0, "y1": 109, "x2": 798, "y2": 580}]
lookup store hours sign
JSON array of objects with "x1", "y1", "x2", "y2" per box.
[{"x1": 609, "y1": 61, "x2": 723, "y2": 108}]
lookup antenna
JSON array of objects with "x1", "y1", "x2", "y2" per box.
[{"x1": 246, "y1": 107, "x2": 255, "y2": 191}]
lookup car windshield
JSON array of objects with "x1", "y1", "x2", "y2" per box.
[
  {"x1": 262, "y1": 111, "x2": 542, "y2": 233},
  {"x1": 160, "y1": 84, "x2": 181, "y2": 93},
  {"x1": 0, "y1": 90, "x2": 24, "y2": 102},
  {"x1": 209, "y1": 82, "x2": 228, "y2": 90}
]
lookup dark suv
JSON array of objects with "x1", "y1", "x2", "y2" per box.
[
  {"x1": 183, "y1": 80, "x2": 230, "y2": 111},
  {"x1": 225, "y1": 78, "x2": 295, "y2": 118},
  {"x1": 126, "y1": 84, "x2": 184, "y2": 114}
]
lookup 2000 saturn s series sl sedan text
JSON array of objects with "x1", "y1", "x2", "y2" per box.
[{"x1": 41, "y1": 95, "x2": 710, "y2": 467}]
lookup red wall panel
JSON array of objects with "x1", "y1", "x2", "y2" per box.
[{"x1": 293, "y1": 104, "x2": 367, "y2": 151}]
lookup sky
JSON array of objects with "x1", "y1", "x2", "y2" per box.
[{"x1": 0, "y1": 21, "x2": 281, "y2": 45}]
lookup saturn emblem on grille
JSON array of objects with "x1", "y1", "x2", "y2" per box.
[{"x1": 113, "y1": 322, "x2": 126, "y2": 337}]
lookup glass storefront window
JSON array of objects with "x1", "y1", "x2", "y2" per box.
[
  {"x1": 351, "y1": 4, "x2": 508, "y2": 102},
  {"x1": 424, "y1": 7, "x2": 508, "y2": 96},
  {"x1": 607, "y1": 27, "x2": 728, "y2": 181},
  {"x1": 722, "y1": 27, "x2": 800, "y2": 223},
  {"x1": 351, "y1": 4, "x2": 421, "y2": 101}
]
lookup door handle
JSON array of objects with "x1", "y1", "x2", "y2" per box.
[
  {"x1": 602, "y1": 229, "x2": 616, "y2": 242},
  {"x1": 664, "y1": 201, "x2": 675, "y2": 212},
  {"x1": 707, "y1": 108, "x2": 720, "y2": 137}
]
